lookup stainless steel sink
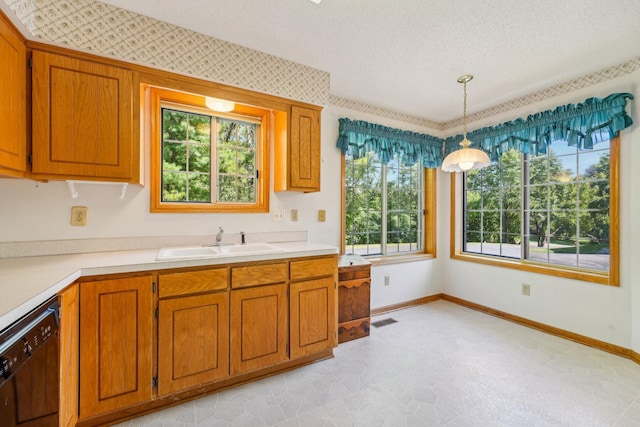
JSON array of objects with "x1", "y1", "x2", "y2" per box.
[{"x1": 156, "y1": 243, "x2": 284, "y2": 261}]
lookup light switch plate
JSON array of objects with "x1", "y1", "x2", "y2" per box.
[{"x1": 318, "y1": 209, "x2": 326, "y2": 222}]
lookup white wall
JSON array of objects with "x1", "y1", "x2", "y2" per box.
[{"x1": 440, "y1": 69, "x2": 640, "y2": 351}]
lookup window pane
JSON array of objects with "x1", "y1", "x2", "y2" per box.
[
  {"x1": 465, "y1": 211, "x2": 481, "y2": 233},
  {"x1": 216, "y1": 118, "x2": 257, "y2": 203},
  {"x1": 188, "y1": 144, "x2": 210, "y2": 173},
  {"x1": 162, "y1": 172, "x2": 187, "y2": 201},
  {"x1": 547, "y1": 212, "x2": 578, "y2": 268},
  {"x1": 464, "y1": 231, "x2": 482, "y2": 254},
  {"x1": 188, "y1": 173, "x2": 210, "y2": 202},
  {"x1": 161, "y1": 108, "x2": 212, "y2": 203},
  {"x1": 528, "y1": 185, "x2": 548, "y2": 210},
  {"x1": 579, "y1": 211, "x2": 610, "y2": 270},
  {"x1": 482, "y1": 188, "x2": 500, "y2": 210},
  {"x1": 163, "y1": 142, "x2": 186, "y2": 171},
  {"x1": 528, "y1": 155, "x2": 548, "y2": 186},
  {"x1": 550, "y1": 183, "x2": 577, "y2": 210},
  {"x1": 163, "y1": 110, "x2": 187, "y2": 141}
]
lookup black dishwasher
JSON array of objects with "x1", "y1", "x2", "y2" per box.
[{"x1": 0, "y1": 297, "x2": 59, "y2": 427}]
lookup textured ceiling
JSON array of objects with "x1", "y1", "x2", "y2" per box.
[{"x1": 91, "y1": 0, "x2": 640, "y2": 123}]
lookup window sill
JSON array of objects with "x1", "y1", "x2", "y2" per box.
[
  {"x1": 363, "y1": 253, "x2": 435, "y2": 266},
  {"x1": 451, "y1": 251, "x2": 615, "y2": 286}
]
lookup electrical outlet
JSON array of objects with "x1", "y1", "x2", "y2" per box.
[
  {"x1": 291, "y1": 209, "x2": 298, "y2": 222},
  {"x1": 384, "y1": 275, "x2": 390, "y2": 286},
  {"x1": 318, "y1": 209, "x2": 326, "y2": 222},
  {"x1": 522, "y1": 283, "x2": 531, "y2": 296},
  {"x1": 70, "y1": 206, "x2": 88, "y2": 226},
  {"x1": 273, "y1": 209, "x2": 285, "y2": 222}
]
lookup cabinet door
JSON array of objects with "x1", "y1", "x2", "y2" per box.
[
  {"x1": 158, "y1": 292, "x2": 229, "y2": 396},
  {"x1": 0, "y1": 12, "x2": 26, "y2": 177},
  {"x1": 289, "y1": 106, "x2": 320, "y2": 192},
  {"x1": 230, "y1": 283, "x2": 287, "y2": 375},
  {"x1": 58, "y1": 284, "x2": 79, "y2": 427},
  {"x1": 31, "y1": 50, "x2": 135, "y2": 180},
  {"x1": 79, "y1": 276, "x2": 153, "y2": 419},
  {"x1": 274, "y1": 106, "x2": 321, "y2": 192},
  {"x1": 290, "y1": 277, "x2": 336, "y2": 359}
]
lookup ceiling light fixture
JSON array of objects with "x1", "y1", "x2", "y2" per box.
[
  {"x1": 441, "y1": 74, "x2": 490, "y2": 173},
  {"x1": 205, "y1": 97, "x2": 235, "y2": 112}
]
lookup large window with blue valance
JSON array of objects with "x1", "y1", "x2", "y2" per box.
[{"x1": 337, "y1": 93, "x2": 632, "y2": 274}]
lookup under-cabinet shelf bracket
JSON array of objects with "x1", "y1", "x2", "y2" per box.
[{"x1": 66, "y1": 180, "x2": 129, "y2": 200}]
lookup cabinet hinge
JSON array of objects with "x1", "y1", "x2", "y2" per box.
[
  {"x1": 28, "y1": 57, "x2": 33, "y2": 69},
  {"x1": 152, "y1": 281, "x2": 156, "y2": 293},
  {"x1": 256, "y1": 170, "x2": 260, "y2": 179},
  {"x1": 28, "y1": 153, "x2": 33, "y2": 164},
  {"x1": 334, "y1": 281, "x2": 337, "y2": 289},
  {"x1": 152, "y1": 377, "x2": 158, "y2": 388},
  {"x1": 155, "y1": 308, "x2": 158, "y2": 319}
]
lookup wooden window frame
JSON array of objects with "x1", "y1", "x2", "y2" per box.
[
  {"x1": 450, "y1": 135, "x2": 620, "y2": 286},
  {"x1": 341, "y1": 154, "x2": 437, "y2": 264},
  {"x1": 148, "y1": 86, "x2": 270, "y2": 213}
]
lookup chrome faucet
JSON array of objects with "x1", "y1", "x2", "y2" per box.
[{"x1": 215, "y1": 227, "x2": 224, "y2": 245}]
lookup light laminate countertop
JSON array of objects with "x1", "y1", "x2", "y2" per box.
[{"x1": 0, "y1": 241, "x2": 338, "y2": 331}]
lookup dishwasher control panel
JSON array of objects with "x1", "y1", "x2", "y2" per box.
[{"x1": 0, "y1": 300, "x2": 58, "y2": 386}]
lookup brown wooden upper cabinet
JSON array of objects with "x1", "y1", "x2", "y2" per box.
[
  {"x1": 0, "y1": 12, "x2": 26, "y2": 178},
  {"x1": 274, "y1": 105, "x2": 321, "y2": 193},
  {"x1": 31, "y1": 50, "x2": 138, "y2": 182}
]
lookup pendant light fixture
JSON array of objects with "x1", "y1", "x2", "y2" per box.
[{"x1": 441, "y1": 74, "x2": 490, "y2": 173}]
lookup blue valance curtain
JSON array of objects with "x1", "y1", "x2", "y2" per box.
[
  {"x1": 337, "y1": 93, "x2": 634, "y2": 168},
  {"x1": 336, "y1": 118, "x2": 443, "y2": 168},
  {"x1": 443, "y1": 92, "x2": 634, "y2": 162}
]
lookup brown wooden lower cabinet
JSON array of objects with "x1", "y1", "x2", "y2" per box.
[
  {"x1": 338, "y1": 260, "x2": 371, "y2": 343},
  {"x1": 78, "y1": 276, "x2": 154, "y2": 419},
  {"x1": 69, "y1": 254, "x2": 337, "y2": 426}
]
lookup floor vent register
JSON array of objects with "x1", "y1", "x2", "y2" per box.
[{"x1": 371, "y1": 318, "x2": 398, "y2": 328}]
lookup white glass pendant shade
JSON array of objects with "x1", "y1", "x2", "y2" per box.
[
  {"x1": 441, "y1": 138, "x2": 491, "y2": 172},
  {"x1": 442, "y1": 74, "x2": 490, "y2": 173},
  {"x1": 205, "y1": 97, "x2": 235, "y2": 112}
]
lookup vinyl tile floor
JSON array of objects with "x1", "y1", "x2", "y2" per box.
[{"x1": 114, "y1": 301, "x2": 640, "y2": 426}]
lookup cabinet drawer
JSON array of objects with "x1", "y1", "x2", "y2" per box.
[
  {"x1": 290, "y1": 256, "x2": 337, "y2": 280},
  {"x1": 159, "y1": 268, "x2": 228, "y2": 298},
  {"x1": 338, "y1": 264, "x2": 370, "y2": 282},
  {"x1": 231, "y1": 263, "x2": 288, "y2": 288},
  {"x1": 338, "y1": 318, "x2": 370, "y2": 344}
]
